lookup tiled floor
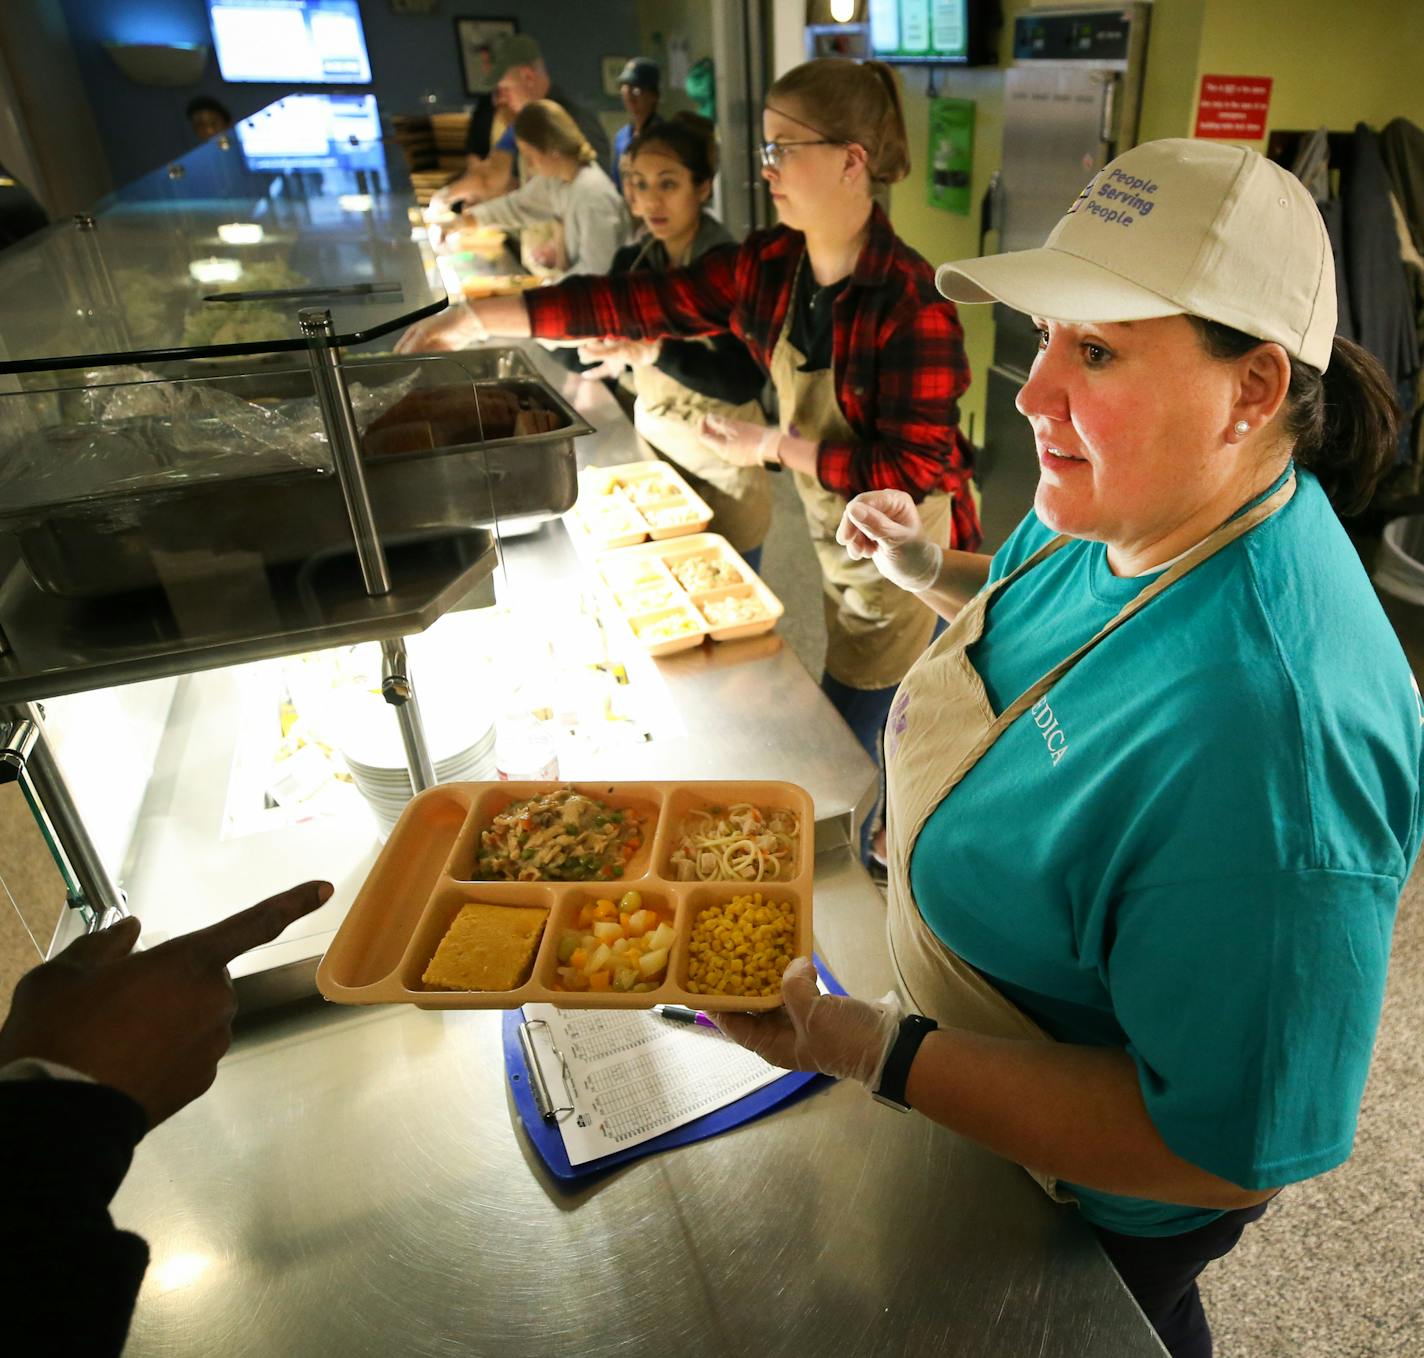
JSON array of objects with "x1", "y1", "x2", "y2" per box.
[{"x1": 2, "y1": 479, "x2": 1421, "y2": 1355}]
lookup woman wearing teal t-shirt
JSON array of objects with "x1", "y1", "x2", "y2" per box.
[{"x1": 719, "y1": 140, "x2": 1421, "y2": 1358}]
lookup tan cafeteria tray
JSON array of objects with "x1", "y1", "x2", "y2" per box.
[
  {"x1": 597, "y1": 533, "x2": 784, "y2": 654},
  {"x1": 316, "y1": 780, "x2": 813, "y2": 1011},
  {"x1": 568, "y1": 460, "x2": 714, "y2": 550}
]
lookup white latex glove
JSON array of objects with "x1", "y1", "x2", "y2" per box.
[
  {"x1": 714, "y1": 957, "x2": 903, "y2": 1089},
  {"x1": 394, "y1": 301, "x2": 489, "y2": 354},
  {"x1": 836, "y1": 490, "x2": 943, "y2": 593},
  {"x1": 576, "y1": 337, "x2": 662, "y2": 381},
  {"x1": 698, "y1": 412, "x2": 782, "y2": 468}
]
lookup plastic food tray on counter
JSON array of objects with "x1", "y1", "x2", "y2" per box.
[
  {"x1": 567, "y1": 460, "x2": 714, "y2": 551},
  {"x1": 596, "y1": 533, "x2": 784, "y2": 656},
  {"x1": 316, "y1": 780, "x2": 813, "y2": 1012}
]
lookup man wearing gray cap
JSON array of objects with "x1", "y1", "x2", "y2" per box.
[
  {"x1": 611, "y1": 57, "x2": 664, "y2": 194},
  {"x1": 438, "y1": 34, "x2": 610, "y2": 209}
]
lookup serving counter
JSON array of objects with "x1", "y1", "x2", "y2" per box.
[{"x1": 105, "y1": 345, "x2": 1167, "y2": 1357}]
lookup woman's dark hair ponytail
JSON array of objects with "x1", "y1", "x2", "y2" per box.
[
  {"x1": 1306, "y1": 338, "x2": 1400, "y2": 514},
  {"x1": 1190, "y1": 320, "x2": 1400, "y2": 515}
]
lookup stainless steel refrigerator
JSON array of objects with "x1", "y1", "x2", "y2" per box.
[{"x1": 977, "y1": 4, "x2": 1151, "y2": 550}]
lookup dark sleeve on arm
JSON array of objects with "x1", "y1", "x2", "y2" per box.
[
  {"x1": 524, "y1": 241, "x2": 743, "y2": 343},
  {"x1": 654, "y1": 333, "x2": 767, "y2": 405},
  {"x1": 0, "y1": 1082, "x2": 150, "y2": 1356},
  {"x1": 462, "y1": 96, "x2": 496, "y2": 158}
]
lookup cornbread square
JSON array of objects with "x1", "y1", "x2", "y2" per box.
[{"x1": 422, "y1": 903, "x2": 548, "y2": 991}]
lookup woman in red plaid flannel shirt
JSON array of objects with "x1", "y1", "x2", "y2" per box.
[{"x1": 400, "y1": 59, "x2": 979, "y2": 858}]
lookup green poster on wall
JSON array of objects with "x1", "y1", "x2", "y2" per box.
[{"x1": 928, "y1": 96, "x2": 974, "y2": 215}]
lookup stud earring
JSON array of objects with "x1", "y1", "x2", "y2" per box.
[{"x1": 1233, "y1": 420, "x2": 1250, "y2": 436}]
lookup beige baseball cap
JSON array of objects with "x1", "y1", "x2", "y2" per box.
[{"x1": 935, "y1": 138, "x2": 1336, "y2": 370}]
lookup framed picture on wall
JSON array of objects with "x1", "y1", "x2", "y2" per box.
[
  {"x1": 456, "y1": 17, "x2": 518, "y2": 96},
  {"x1": 601, "y1": 56, "x2": 632, "y2": 98}
]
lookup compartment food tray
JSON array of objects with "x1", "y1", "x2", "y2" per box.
[
  {"x1": 316, "y1": 779, "x2": 813, "y2": 1011},
  {"x1": 567, "y1": 459, "x2": 714, "y2": 550},
  {"x1": 596, "y1": 533, "x2": 784, "y2": 656}
]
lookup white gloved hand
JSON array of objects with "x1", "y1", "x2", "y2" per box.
[
  {"x1": 714, "y1": 957, "x2": 904, "y2": 1089},
  {"x1": 698, "y1": 412, "x2": 782, "y2": 468},
  {"x1": 576, "y1": 338, "x2": 662, "y2": 381},
  {"x1": 394, "y1": 301, "x2": 489, "y2": 355},
  {"x1": 836, "y1": 490, "x2": 943, "y2": 593}
]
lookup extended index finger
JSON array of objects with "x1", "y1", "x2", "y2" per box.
[{"x1": 180, "y1": 881, "x2": 334, "y2": 966}]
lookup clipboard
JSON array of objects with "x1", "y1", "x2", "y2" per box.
[{"x1": 503, "y1": 955, "x2": 847, "y2": 1181}]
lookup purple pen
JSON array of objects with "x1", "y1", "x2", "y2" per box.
[{"x1": 653, "y1": 1004, "x2": 719, "y2": 1031}]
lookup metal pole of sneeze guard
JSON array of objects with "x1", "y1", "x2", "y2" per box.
[
  {"x1": 381, "y1": 638, "x2": 435, "y2": 794},
  {"x1": 298, "y1": 309, "x2": 434, "y2": 793},
  {"x1": 3, "y1": 704, "x2": 126, "y2": 930},
  {"x1": 298, "y1": 306, "x2": 391, "y2": 597}
]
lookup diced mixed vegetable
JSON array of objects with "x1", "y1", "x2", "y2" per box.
[{"x1": 554, "y1": 891, "x2": 675, "y2": 993}]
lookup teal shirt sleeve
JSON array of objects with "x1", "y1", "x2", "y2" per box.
[{"x1": 1110, "y1": 868, "x2": 1398, "y2": 1190}]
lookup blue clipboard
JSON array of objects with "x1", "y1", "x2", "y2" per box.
[{"x1": 503, "y1": 955, "x2": 846, "y2": 1181}]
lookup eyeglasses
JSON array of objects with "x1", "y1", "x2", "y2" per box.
[{"x1": 759, "y1": 139, "x2": 844, "y2": 170}]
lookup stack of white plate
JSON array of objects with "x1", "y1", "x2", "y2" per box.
[{"x1": 329, "y1": 686, "x2": 496, "y2": 838}]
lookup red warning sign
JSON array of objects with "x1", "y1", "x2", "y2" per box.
[{"x1": 1194, "y1": 75, "x2": 1273, "y2": 141}]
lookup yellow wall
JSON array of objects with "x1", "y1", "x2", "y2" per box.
[
  {"x1": 1135, "y1": 0, "x2": 1207, "y2": 144},
  {"x1": 1193, "y1": 1, "x2": 1424, "y2": 141},
  {"x1": 887, "y1": 0, "x2": 1424, "y2": 439}
]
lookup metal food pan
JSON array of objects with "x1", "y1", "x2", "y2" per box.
[{"x1": 4, "y1": 353, "x2": 591, "y2": 599}]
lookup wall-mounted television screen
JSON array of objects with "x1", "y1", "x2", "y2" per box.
[
  {"x1": 208, "y1": 0, "x2": 372, "y2": 84},
  {"x1": 868, "y1": 0, "x2": 996, "y2": 65}
]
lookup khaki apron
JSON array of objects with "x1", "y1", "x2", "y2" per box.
[
  {"x1": 768, "y1": 257, "x2": 955, "y2": 690},
  {"x1": 632, "y1": 360, "x2": 771, "y2": 553},
  {"x1": 884, "y1": 473, "x2": 1297, "y2": 1199},
  {"x1": 616, "y1": 235, "x2": 772, "y2": 553}
]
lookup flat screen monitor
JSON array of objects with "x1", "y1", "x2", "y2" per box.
[
  {"x1": 208, "y1": 0, "x2": 372, "y2": 84},
  {"x1": 868, "y1": 0, "x2": 993, "y2": 65}
]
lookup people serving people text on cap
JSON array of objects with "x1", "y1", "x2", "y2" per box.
[{"x1": 714, "y1": 138, "x2": 1422, "y2": 1358}]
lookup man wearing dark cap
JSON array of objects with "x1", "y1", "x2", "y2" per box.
[
  {"x1": 611, "y1": 57, "x2": 664, "y2": 193},
  {"x1": 436, "y1": 34, "x2": 610, "y2": 209}
]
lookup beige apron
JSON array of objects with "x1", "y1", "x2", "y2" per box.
[
  {"x1": 612, "y1": 235, "x2": 771, "y2": 553},
  {"x1": 884, "y1": 473, "x2": 1297, "y2": 1199},
  {"x1": 632, "y1": 360, "x2": 771, "y2": 553},
  {"x1": 768, "y1": 258, "x2": 955, "y2": 690}
]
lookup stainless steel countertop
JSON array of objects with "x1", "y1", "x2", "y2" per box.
[
  {"x1": 114, "y1": 848, "x2": 1165, "y2": 1358},
  {"x1": 497, "y1": 346, "x2": 875, "y2": 833},
  {"x1": 107, "y1": 343, "x2": 1165, "y2": 1357}
]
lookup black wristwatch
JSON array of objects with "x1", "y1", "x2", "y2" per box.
[{"x1": 872, "y1": 1013, "x2": 939, "y2": 1111}]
